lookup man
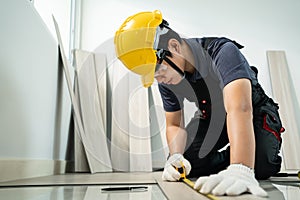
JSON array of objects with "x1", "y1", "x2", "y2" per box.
[{"x1": 114, "y1": 10, "x2": 284, "y2": 197}]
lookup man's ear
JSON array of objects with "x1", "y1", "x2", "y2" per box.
[{"x1": 168, "y1": 38, "x2": 181, "y2": 53}]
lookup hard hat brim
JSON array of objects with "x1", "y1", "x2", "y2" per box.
[{"x1": 141, "y1": 66, "x2": 155, "y2": 88}]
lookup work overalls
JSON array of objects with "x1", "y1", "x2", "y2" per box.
[{"x1": 183, "y1": 39, "x2": 284, "y2": 180}]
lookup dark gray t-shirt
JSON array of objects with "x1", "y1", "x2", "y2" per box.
[{"x1": 158, "y1": 37, "x2": 257, "y2": 112}]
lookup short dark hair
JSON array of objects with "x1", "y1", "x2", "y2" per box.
[{"x1": 157, "y1": 20, "x2": 182, "y2": 51}]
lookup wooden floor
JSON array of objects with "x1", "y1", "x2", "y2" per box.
[{"x1": 0, "y1": 172, "x2": 299, "y2": 200}]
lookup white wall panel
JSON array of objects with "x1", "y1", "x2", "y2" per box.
[
  {"x1": 73, "y1": 50, "x2": 112, "y2": 172},
  {"x1": 110, "y1": 61, "x2": 130, "y2": 171},
  {"x1": 128, "y1": 76, "x2": 152, "y2": 172},
  {"x1": 267, "y1": 51, "x2": 300, "y2": 169}
]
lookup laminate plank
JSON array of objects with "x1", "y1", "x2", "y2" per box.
[
  {"x1": 267, "y1": 51, "x2": 300, "y2": 169},
  {"x1": 128, "y1": 75, "x2": 152, "y2": 172},
  {"x1": 74, "y1": 50, "x2": 112, "y2": 173}
]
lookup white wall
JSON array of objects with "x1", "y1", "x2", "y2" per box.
[
  {"x1": 34, "y1": 0, "x2": 72, "y2": 58},
  {"x1": 80, "y1": 0, "x2": 300, "y2": 101},
  {"x1": 0, "y1": 0, "x2": 71, "y2": 161}
]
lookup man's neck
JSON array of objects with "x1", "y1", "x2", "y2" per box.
[{"x1": 181, "y1": 40, "x2": 195, "y2": 74}]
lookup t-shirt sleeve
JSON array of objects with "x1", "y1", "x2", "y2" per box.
[
  {"x1": 158, "y1": 84, "x2": 184, "y2": 112},
  {"x1": 210, "y1": 40, "x2": 252, "y2": 88}
]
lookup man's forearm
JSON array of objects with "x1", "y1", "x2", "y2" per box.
[
  {"x1": 227, "y1": 110, "x2": 255, "y2": 169},
  {"x1": 166, "y1": 126, "x2": 187, "y2": 155},
  {"x1": 223, "y1": 78, "x2": 255, "y2": 169}
]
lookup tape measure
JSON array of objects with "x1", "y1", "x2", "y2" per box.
[{"x1": 176, "y1": 163, "x2": 219, "y2": 200}]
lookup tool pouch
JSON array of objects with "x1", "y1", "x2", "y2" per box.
[
  {"x1": 259, "y1": 99, "x2": 284, "y2": 142},
  {"x1": 251, "y1": 66, "x2": 285, "y2": 142}
]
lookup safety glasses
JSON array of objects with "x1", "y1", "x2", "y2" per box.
[
  {"x1": 155, "y1": 49, "x2": 185, "y2": 78},
  {"x1": 154, "y1": 49, "x2": 170, "y2": 77}
]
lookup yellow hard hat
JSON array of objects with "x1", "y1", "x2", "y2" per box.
[{"x1": 114, "y1": 10, "x2": 163, "y2": 88}]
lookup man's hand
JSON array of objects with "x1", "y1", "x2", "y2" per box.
[
  {"x1": 194, "y1": 164, "x2": 268, "y2": 197},
  {"x1": 162, "y1": 153, "x2": 191, "y2": 181}
]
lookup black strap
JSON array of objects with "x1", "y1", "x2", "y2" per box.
[
  {"x1": 202, "y1": 37, "x2": 218, "y2": 50},
  {"x1": 164, "y1": 56, "x2": 185, "y2": 77},
  {"x1": 159, "y1": 19, "x2": 170, "y2": 29},
  {"x1": 202, "y1": 37, "x2": 244, "y2": 51}
]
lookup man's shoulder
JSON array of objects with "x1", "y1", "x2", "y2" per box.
[
  {"x1": 185, "y1": 37, "x2": 243, "y2": 50},
  {"x1": 208, "y1": 37, "x2": 244, "y2": 50}
]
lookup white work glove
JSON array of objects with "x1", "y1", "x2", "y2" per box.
[
  {"x1": 194, "y1": 164, "x2": 268, "y2": 197},
  {"x1": 162, "y1": 153, "x2": 191, "y2": 181}
]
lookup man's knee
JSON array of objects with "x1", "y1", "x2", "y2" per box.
[
  {"x1": 255, "y1": 153, "x2": 282, "y2": 180},
  {"x1": 186, "y1": 150, "x2": 230, "y2": 178},
  {"x1": 254, "y1": 131, "x2": 282, "y2": 179}
]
